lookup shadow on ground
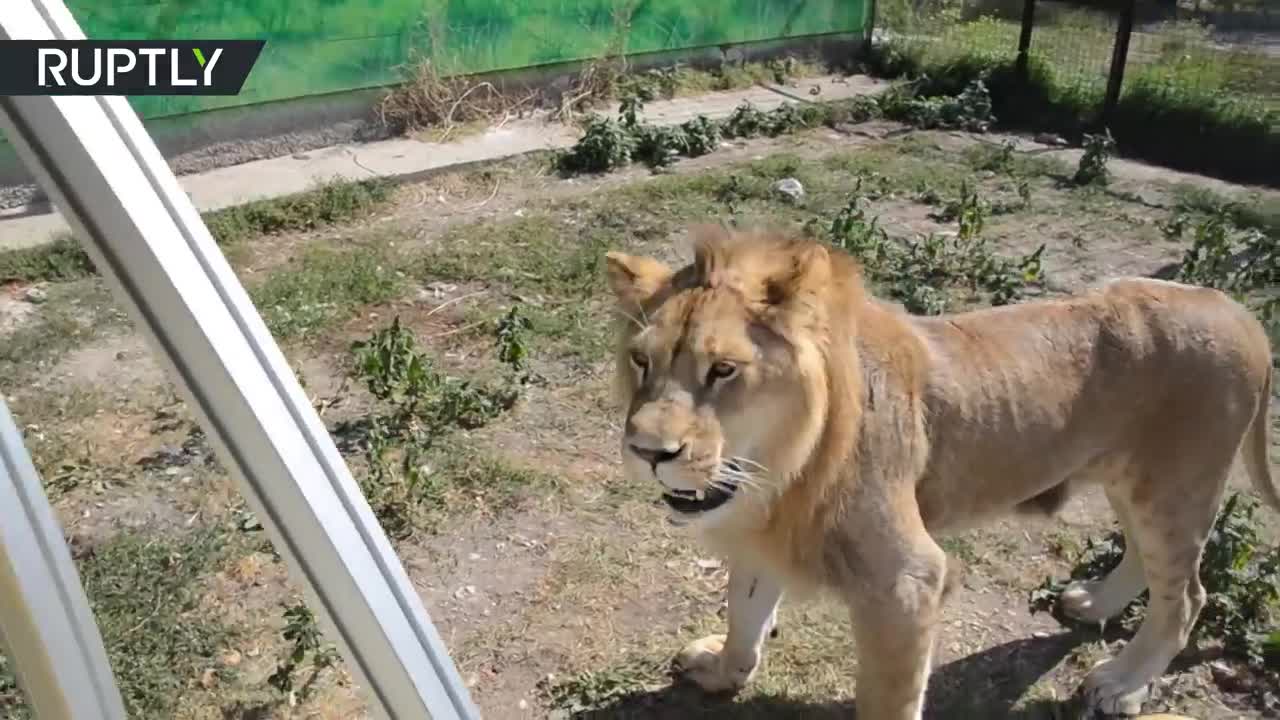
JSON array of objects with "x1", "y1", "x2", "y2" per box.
[{"x1": 570, "y1": 631, "x2": 1091, "y2": 719}]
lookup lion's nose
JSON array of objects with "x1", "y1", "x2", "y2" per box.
[{"x1": 629, "y1": 443, "x2": 685, "y2": 471}]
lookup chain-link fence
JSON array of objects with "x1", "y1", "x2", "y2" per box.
[{"x1": 871, "y1": 0, "x2": 1279, "y2": 183}]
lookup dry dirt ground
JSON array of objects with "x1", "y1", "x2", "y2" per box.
[{"x1": 1, "y1": 117, "x2": 1278, "y2": 720}]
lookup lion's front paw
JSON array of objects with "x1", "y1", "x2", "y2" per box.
[
  {"x1": 1081, "y1": 658, "x2": 1150, "y2": 717},
  {"x1": 673, "y1": 634, "x2": 757, "y2": 694}
]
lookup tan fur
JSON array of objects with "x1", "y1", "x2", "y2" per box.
[{"x1": 605, "y1": 228, "x2": 1278, "y2": 719}]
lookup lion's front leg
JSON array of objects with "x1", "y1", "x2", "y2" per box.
[
  {"x1": 846, "y1": 514, "x2": 947, "y2": 719},
  {"x1": 675, "y1": 562, "x2": 783, "y2": 694}
]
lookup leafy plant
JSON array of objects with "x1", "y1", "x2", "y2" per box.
[
  {"x1": 1073, "y1": 129, "x2": 1116, "y2": 186},
  {"x1": 721, "y1": 102, "x2": 772, "y2": 138},
  {"x1": 557, "y1": 115, "x2": 635, "y2": 174},
  {"x1": 494, "y1": 305, "x2": 534, "y2": 373},
  {"x1": 880, "y1": 77, "x2": 996, "y2": 132},
  {"x1": 267, "y1": 603, "x2": 339, "y2": 704},
  {"x1": 811, "y1": 185, "x2": 1042, "y2": 314},
  {"x1": 680, "y1": 115, "x2": 722, "y2": 157},
  {"x1": 632, "y1": 123, "x2": 689, "y2": 168},
  {"x1": 346, "y1": 313, "x2": 529, "y2": 536},
  {"x1": 1176, "y1": 212, "x2": 1278, "y2": 294}
]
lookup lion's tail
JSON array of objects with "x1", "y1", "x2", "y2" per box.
[{"x1": 1243, "y1": 362, "x2": 1280, "y2": 513}]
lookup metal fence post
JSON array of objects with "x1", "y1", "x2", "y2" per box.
[
  {"x1": 863, "y1": 0, "x2": 879, "y2": 57},
  {"x1": 1015, "y1": 0, "x2": 1038, "y2": 82},
  {"x1": 1103, "y1": 0, "x2": 1138, "y2": 124}
]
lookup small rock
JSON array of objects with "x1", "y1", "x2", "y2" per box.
[
  {"x1": 1032, "y1": 631, "x2": 1051, "y2": 639},
  {"x1": 220, "y1": 649, "x2": 242, "y2": 667},
  {"x1": 518, "y1": 699, "x2": 529, "y2": 710},
  {"x1": 773, "y1": 177, "x2": 805, "y2": 203},
  {"x1": 22, "y1": 286, "x2": 47, "y2": 304},
  {"x1": 1034, "y1": 132, "x2": 1069, "y2": 147}
]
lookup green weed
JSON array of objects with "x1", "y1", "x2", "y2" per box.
[
  {"x1": 346, "y1": 314, "x2": 534, "y2": 536},
  {"x1": 811, "y1": 185, "x2": 1044, "y2": 313},
  {"x1": 557, "y1": 97, "x2": 846, "y2": 176},
  {"x1": 540, "y1": 658, "x2": 664, "y2": 713},
  {"x1": 266, "y1": 603, "x2": 340, "y2": 705},
  {"x1": 1073, "y1": 129, "x2": 1116, "y2": 187}
]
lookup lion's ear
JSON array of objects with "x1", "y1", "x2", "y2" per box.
[
  {"x1": 604, "y1": 251, "x2": 672, "y2": 312},
  {"x1": 765, "y1": 241, "x2": 831, "y2": 306},
  {"x1": 690, "y1": 223, "x2": 730, "y2": 288}
]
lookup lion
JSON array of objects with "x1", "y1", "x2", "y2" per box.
[{"x1": 603, "y1": 225, "x2": 1278, "y2": 719}]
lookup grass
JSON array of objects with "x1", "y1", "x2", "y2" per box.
[
  {"x1": 203, "y1": 177, "x2": 394, "y2": 243},
  {"x1": 1170, "y1": 183, "x2": 1280, "y2": 239},
  {"x1": 0, "y1": 528, "x2": 240, "y2": 719},
  {"x1": 250, "y1": 241, "x2": 405, "y2": 340},
  {"x1": 0, "y1": 280, "x2": 124, "y2": 373},
  {"x1": 0, "y1": 177, "x2": 396, "y2": 286}
]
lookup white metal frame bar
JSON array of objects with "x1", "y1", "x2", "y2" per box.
[
  {"x1": 0, "y1": 400, "x2": 128, "y2": 720},
  {"x1": 0, "y1": 2, "x2": 480, "y2": 718}
]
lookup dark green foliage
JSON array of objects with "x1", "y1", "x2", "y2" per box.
[
  {"x1": 880, "y1": 77, "x2": 997, "y2": 132},
  {"x1": 556, "y1": 115, "x2": 635, "y2": 173},
  {"x1": 865, "y1": 37, "x2": 1279, "y2": 187},
  {"x1": 680, "y1": 115, "x2": 722, "y2": 157}
]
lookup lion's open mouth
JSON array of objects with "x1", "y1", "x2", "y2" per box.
[
  {"x1": 662, "y1": 485, "x2": 736, "y2": 514},
  {"x1": 661, "y1": 461, "x2": 742, "y2": 515}
]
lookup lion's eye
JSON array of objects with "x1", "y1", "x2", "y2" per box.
[
  {"x1": 630, "y1": 351, "x2": 650, "y2": 375},
  {"x1": 706, "y1": 361, "x2": 737, "y2": 385}
]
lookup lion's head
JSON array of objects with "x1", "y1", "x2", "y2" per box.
[{"x1": 604, "y1": 226, "x2": 862, "y2": 528}]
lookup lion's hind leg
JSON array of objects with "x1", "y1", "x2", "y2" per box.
[
  {"x1": 1081, "y1": 460, "x2": 1232, "y2": 716},
  {"x1": 1061, "y1": 485, "x2": 1148, "y2": 625}
]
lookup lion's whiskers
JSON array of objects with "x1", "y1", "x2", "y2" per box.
[
  {"x1": 617, "y1": 308, "x2": 647, "y2": 331},
  {"x1": 731, "y1": 457, "x2": 770, "y2": 473}
]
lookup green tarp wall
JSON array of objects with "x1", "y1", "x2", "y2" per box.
[{"x1": 62, "y1": 0, "x2": 868, "y2": 120}]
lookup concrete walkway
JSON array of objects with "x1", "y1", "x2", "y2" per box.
[{"x1": 0, "y1": 74, "x2": 886, "y2": 252}]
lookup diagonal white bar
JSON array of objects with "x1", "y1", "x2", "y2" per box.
[
  {"x1": 0, "y1": 399, "x2": 129, "y2": 720},
  {"x1": 0, "y1": 2, "x2": 481, "y2": 719}
]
